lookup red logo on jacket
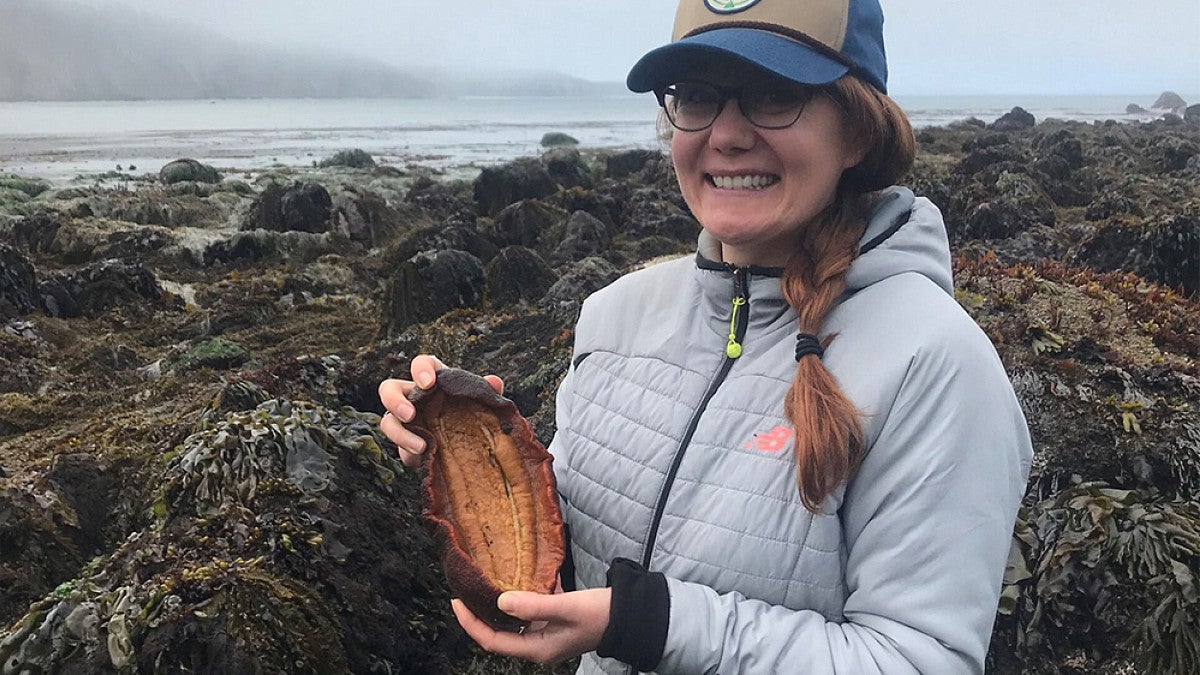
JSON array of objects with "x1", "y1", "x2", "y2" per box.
[{"x1": 743, "y1": 426, "x2": 793, "y2": 452}]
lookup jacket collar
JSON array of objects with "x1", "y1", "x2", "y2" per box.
[{"x1": 690, "y1": 185, "x2": 951, "y2": 303}]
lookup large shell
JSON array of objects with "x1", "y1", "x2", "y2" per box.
[{"x1": 408, "y1": 368, "x2": 565, "y2": 631}]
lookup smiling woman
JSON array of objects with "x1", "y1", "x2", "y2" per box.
[{"x1": 378, "y1": 0, "x2": 1034, "y2": 673}]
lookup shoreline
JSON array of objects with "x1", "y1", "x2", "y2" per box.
[{"x1": 1, "y1": 95, "x2": 1191, "y2": 182}]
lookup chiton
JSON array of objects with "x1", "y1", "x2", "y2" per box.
[{"x1": 408, "y1": 368, "x2": 565, "y2": 631}]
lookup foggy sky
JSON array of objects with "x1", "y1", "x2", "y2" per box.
[{"x1": 67, "y1": 0, "x2": 1200, "y2": 96}]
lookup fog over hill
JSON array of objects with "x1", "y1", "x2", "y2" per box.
[{"x1": 0, "y1": 0, "x2": 605, "y2": 101}]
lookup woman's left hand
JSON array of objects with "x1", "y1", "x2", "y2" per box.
[{"x1": 451, "y1": 588, "x2": 612, "y2": 665}]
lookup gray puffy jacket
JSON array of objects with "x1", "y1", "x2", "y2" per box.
[{"x1": 551, "y1": 187, "x2": 1033, "y2": 674}]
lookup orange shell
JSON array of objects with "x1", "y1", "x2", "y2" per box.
[{"x1": 408, "y1": 368, "x2": 565, "y2": 631}]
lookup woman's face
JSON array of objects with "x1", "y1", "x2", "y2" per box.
[{"x1": 669, "y1": 64, "x2": 863, "y2": 267}]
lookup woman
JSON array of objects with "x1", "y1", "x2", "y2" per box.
[{"x1": 379, "y1": 0, "x2": 1033, "y2": 672}]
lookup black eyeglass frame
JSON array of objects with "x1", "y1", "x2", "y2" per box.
[{"x1": 654, "y1": 80, "x2": 820, "y2": 132}]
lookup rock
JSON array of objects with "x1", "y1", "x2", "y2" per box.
[
  {"x1": 1074, "y1": 211, "x2": 1199, "y2": 296},
  {"x1": 0, "y1": 489, "x2": 82, "y2": 626},
  {"x1": 99, "y1": 191, "x2": 226, "y2": 229},
  {"x1": 989, "y1": 107, "x2": 1037, "y2": 132},
  {"x1": 485, "y1": 246, "x2": 558, "y2": 308},
  {"x1": 484, "y1": 199, "x2": 566, "y2": 250},
  {"x1": 473, "y1": 158, "x2": 558, "y2": 217},
  {"x1": 628, "y1": 212, "x2": 701, "y2": 242},
  {"x1": 37, "y1": 260, "x2": 167, "y2": 318},
  {"x1": 0, "y1": 400, "x2": 455, "y2": 674},
  {"x1": 0, "y1": 176, "x2": 50, "y2": 199},
  {"x1": 46, "y1": 453, "x2": 116, "y2": 555},
  {"x1": 404, "y1": 175, "x2": 472, "y2": 217},
  {"x1": 168, "y1": 337, "x2": 251, "y2": 373},
  {"x1": 542, "y1": 147, "x2": 593, "y2": 189},
  {"x1": 950, "y1": 172, "x2": 1056, "y2": 242},
  {"x1": 540, "y1": 132, "x2": 578, "y2": 147},
  {"x1": 605, "y1": 149, "x2": 659, "y2": 179},
  {"x1": 1161, "y1": 112, "x2": 1184, "y2": 126},
  {"x1": 72, "y1": 343, "x2": 143, "y2": 374},
  {"x1": 35, "y1": 279, "x2": 79, "y2": 319},
  {"x1": 550, "y1": 210, "x2": 612, "y2": 265},
  {"x1": 1085, "y1": 190, "x2": 1141, "y2": 221},
  {"x1": 1151, "y1": 91, "x2": 1186, "y2": 111},
  {"x1": 385, "y1": 218, "x2": 498, "y2": 266},
  {"x1": 0, "y1": 244, "x2": 37, "y2": 319},
  {"x1": 1187, "y1": 104, "x2": 1200, "y2": 123},
  {"x1": 246, "y1": 181, "x2": 333, "y2": 233},
  {"x1": 317, "y1": 149, "x2": 376, "y2": 169},
  {"x1": 380, "y1": 249, "x2": 485, "y2": 337},
  {"x1": 1126, "y1": 103, "x2": 1147, "y2": 114},
  {"x1": 202, "y1": 231, "x2": 278, "y2": 267},
  {"x1": 332, "y1": 187, "x2": 404, "y2": 247},
  {"x1": 541, "y1": 256, "x2": 620, "y2": 310},
  {"x1": 159, "y1": 158, "x2": 221, "y2": 184},
  {"x1": 1033, "y1": 128, "x2": 1084, "y2": 170},
  {"x1": 954, "y1": 136, "x2": 1028, "y2": 175},
  {"x1": 0, "y1": 213, "x2": 59, "y2": 255},
  {"x1": 1148, "y1": 135, "x2": 1198, "y2": 172}
]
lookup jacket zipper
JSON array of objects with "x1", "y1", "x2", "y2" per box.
[{"x1": 640, "y1": 266, "x2": 749, "y2": 571}]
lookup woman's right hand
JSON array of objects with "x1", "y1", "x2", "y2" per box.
[{"x1": 377, "y1": 354, "x2": 505, "y2": 467}]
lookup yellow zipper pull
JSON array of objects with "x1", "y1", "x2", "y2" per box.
[{"x1": 726, "y1": 296, "x2": 746, "y2": 358}]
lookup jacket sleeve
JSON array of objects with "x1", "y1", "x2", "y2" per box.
[
  {"x1": 548, "y1": 356, "x2": 578, "y2": 506},
  {"x1": 653, "y1": 323, "x2": 1034, "y2": 674}
]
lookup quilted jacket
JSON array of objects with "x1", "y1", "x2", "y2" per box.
[{"x1": 549, "y1": 187, "x2": 1033, "y2": 674}]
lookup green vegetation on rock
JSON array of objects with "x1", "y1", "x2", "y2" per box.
[
  {"x1": 317, "y1": 149, "x2": 376, "y2": 169},
  {"x1": 168, "y1": 337, "x2": 251, "y2": 373}
]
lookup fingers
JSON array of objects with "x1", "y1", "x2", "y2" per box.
[
  {"x1": 378, "y1": 355, "x2": 507, "y2": 467},
  {"x1": 451, "y1": 590, "x2": 611, "y2": 665},
  {"x1": 410, "y1": 354, "x2": 446, "y2": 390},
  {"x1": 378, "y1": 375, "x2": 426, "y2": 466},
  {"x1": 496, "y1": 591, "x2": 562, "y2": 622},
  {"x1": 378, "y1": 378, "x2": 416, "y2": 420},
  {"x1": 379, "y1": 408, "x2": 426, "y2": 467},
  {"x1": 483, "y1": 375, "x2": 505, "y2": 396},
  {"x1": 452, "y1": 600, "x2": 545, "y2": 661}
]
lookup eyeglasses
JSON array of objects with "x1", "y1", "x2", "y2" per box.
[{"x1": 655, "y1": 80, "x2": 819, "y2": 132}]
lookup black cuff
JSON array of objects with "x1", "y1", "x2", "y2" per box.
[
  {"x1": 559, "y1": 524, "x2": 577, "y2": 592},
  {"x1": 595, "y1": 557, "x2": 669, "y2": 673}
]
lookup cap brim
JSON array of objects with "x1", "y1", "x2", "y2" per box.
[{"x1": 627, "y1": 28, "x2": 850, "y2": 93}]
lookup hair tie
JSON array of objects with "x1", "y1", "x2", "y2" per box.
[{"x1": 795, "y1": 334, "x2": 825, "y2": 361}]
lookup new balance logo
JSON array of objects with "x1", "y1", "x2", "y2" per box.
[{"x1": 743, "y1": 425, "x2": 793, "y2": 452}]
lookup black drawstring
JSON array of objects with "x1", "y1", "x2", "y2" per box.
[{"x1": 795, "y1": 334, "x2": 824, "y2": 361}]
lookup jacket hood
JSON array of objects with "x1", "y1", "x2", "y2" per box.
[
  {"x1": 846, "y1": 186, "x2": 953, "y2": 296},
  {"x1": 695, "y1": 186, "x2": 953, "y2": 297}
]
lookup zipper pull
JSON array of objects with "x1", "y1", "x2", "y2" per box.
[
  {"x1": 726, "y1": 296, "x2": 746, "y2": 358},
  {"x1": 726, "y1": 267, "x2": 748, "y2": 359}
]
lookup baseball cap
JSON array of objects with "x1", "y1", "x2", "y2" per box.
[{"x1": 627, "y1": 0, "x2": 888, "y2": 94}]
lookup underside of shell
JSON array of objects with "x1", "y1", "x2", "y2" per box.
[{"x1": 408, "y1": 368, "x2": 564, "y2": 631}]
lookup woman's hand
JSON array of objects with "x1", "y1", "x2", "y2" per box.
[
  {"x1": 377, "y1": 355, "x2": 504, "y2": 467},
  {"x1": 452, "y1": 589, "x2": 612, "y2": 665}
]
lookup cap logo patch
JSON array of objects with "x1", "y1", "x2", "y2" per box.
[{"x1": 703, "y1": 0, "x2": 762, "y2": 14}]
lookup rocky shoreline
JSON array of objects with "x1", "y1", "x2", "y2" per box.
[{"x1": 1, "y1": 110, "x2": 1198, "y2": 674}]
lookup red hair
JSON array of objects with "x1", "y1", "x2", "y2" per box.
[{"x1": 783, "y1": 76, "x2": 916, "y2": 512}]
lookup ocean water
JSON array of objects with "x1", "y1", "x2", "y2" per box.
[{"x1": 0, "y1": 93, "x2": 1191, "y2": 181}]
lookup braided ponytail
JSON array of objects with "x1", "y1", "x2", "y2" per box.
[{"x1": 784, "y1": 76, "x2": 915, "y2": 512}]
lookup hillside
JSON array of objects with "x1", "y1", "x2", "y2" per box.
[{"x1": 0, "y1": 0, "x2": 435, "y2": 100}]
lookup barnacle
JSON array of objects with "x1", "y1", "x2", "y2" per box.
[{"x1": 409, "y1": 368, "x2": 564, "y2": 631}]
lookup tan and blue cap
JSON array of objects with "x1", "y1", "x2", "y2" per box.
[{"x1": 627, "y1": 0, "x2": 888, "y2": 94}]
